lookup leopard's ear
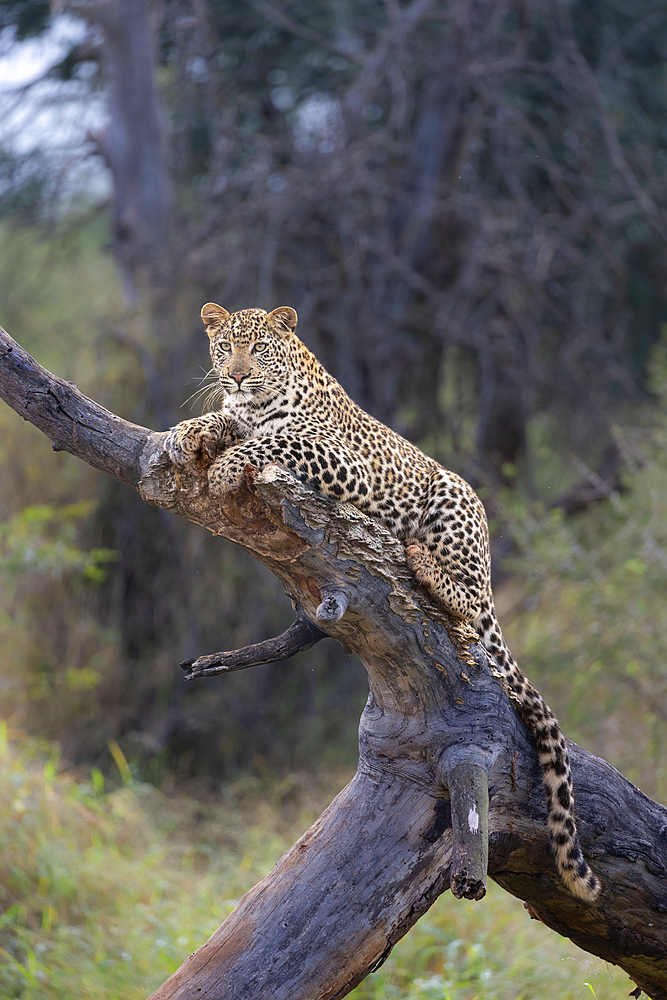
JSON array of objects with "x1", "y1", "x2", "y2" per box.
[
  {"x1": 267, "y1": 306, "x2": 298, "y2": 335},
  {"x1": 201, "y1": 303, "x2": 230, "y2": 338}
]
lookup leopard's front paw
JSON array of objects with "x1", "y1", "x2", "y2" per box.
[{"x1": 165, "y1": 419, "x2": 221, "y2": 466}]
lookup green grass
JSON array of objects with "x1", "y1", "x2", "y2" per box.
[
  {"x1": 352, "y1": 891, "x2": 627, "y2": 1000},
  {"x1": 0, "y1": 726, "x2": 632, "y2": 1000}
]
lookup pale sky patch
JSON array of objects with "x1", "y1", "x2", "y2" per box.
[{"x1": 0, "y1": 15, "x2": 110, "y2": 201}]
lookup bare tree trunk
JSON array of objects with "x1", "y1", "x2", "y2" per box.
[
  {"x1": 1, "y1": 322, "x2": 666, "y2": 999},
  {"x1": 84, "y1": 0, "x2": 172, "y2": 302}
]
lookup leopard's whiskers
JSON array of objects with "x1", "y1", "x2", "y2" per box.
[{"x1": 181, "y1": 368, "x2": 219, "y2": 411}]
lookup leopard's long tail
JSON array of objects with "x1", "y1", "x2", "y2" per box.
[{"x1": 482, "y1": 632, "x2": 601, "y2": 902}]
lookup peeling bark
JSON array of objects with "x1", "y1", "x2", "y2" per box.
[{"x1": 1, "y1": 323, "x2": 666, "y2": 1000}]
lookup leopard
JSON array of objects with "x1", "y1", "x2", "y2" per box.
[{"x1": 166, "y1": 302, "x2": 601, "y2": 903}]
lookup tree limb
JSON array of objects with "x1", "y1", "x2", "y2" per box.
[
  {"x1": 1, "y1": 322, "x2": 666, "y2": 999},
  {"x1": 180, "y1": 612, "x2": 328, "y2": 679}
]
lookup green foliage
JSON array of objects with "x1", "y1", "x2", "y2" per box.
[
  {"x1": 498, "y1": 411, "x2": 667, "y2": 800},
  {"x1": 0, "y1": 219, "x2": 133, "y2": 746},
  {"x1": 0, "y1": 729, "x2": 631, "y2": 999},
  {"x1": 0, "y1": 500, "x2": 122, "y2": 742},
  {"x1": 0, "y1": 217, "x2": 126, "y2": 383},
  {"x1": 353, "y1": 904, "x2": 628, "y2": 1000},
  {"x1": 0, "y1": 503, "x2": 115, "y2": 584}
]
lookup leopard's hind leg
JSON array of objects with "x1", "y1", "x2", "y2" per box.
[{"x1": 404, "y1": 471, "x2": 600, "y2": 902}]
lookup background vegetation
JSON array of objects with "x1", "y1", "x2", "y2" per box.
[
  {"x1": 0, "y1": 726, "x2": 633, "y2": 998},
  {"x1": 0, "y1": 0, "x2": 665, "y2": 995}
]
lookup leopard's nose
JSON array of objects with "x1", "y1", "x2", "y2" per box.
[{"x1": 231, "y1": 371, "x2": 250, "y2": 385}]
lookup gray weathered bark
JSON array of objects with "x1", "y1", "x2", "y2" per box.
[{"x1": 1, "y1": 322, "x2": 666, "y2": 1000}]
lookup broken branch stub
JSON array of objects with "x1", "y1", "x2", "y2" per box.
[{"x1": 445, "y1": 760, "x2": 489, "y2": 900}]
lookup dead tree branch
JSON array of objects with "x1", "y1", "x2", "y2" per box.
[
  {"x1": 180, "y1": 612, "x2": 327, "y2": 679},
  {"x1": 1, "y1": 323, "x2": 666, "y2": 999}
]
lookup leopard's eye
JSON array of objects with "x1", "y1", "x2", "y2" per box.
[
  {"x1": 219, "y1": 341, "x2": 232, "y2": 353},
  {"x1": 253, "y1": 341, "x2": 268, "y2": 354}
]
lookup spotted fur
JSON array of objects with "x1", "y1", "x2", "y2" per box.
[{"x1": 166, "y1": 304, "x2": 601, "y2": 902}]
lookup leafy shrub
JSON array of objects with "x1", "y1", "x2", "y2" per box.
[{"x1": 499, "y1": 408, "x2": 667, "y2": 801}]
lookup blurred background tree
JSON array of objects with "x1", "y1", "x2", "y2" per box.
[{"x1": 0, "y1": 0, "x2": 666, "y2": 794}]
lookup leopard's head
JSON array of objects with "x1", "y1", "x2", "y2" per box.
[{"x1": 201, "y1": 303, "x2": 298, "y2": 404}]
